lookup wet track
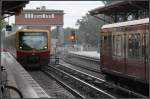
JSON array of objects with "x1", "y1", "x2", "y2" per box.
[
  {"x1": 41, "y1": 63, "x2": 146, "y2": 98},
  {"x1": 28, "y1": 71, "x2": 75, "y2": 98}
]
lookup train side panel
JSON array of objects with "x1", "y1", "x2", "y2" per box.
[
  {"x1": 100, "y1": 22, "x2": 149, "y2": 84},
  {"x1": 125, "y1": 25, "x2": 147, "y2": 81}
]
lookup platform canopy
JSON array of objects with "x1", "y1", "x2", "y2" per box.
[
  {"x1": 89, "y1": 1, "x2": 149, "y2": 15},
  {"x1": 2, "y1": 1, "x2": 29, "y2": 15}
]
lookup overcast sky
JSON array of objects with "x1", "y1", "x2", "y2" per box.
[{"x1": 9, "y1": 1, "x2": 104, "y2": 28}]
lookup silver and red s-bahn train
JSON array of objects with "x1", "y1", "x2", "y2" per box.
[
  {"x1": 4, "y1": 29, "x2": 51, "y2": 69},
  {"x1": 100, "y1": 18, "x2": 149, "y2": 96}
]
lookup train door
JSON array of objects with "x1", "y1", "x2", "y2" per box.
[
  {"x1": 100, "y1": 32, "x2": 112, "y2": 70},
  {"x1": 126, "y1": 27, "x2": 145, "y2": 80},
  {"x1": 112, "y1": 29, "x2": 125, "y2": 73}
]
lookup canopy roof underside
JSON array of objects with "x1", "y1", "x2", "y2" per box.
[
  {"x1": 90, "y1": 1, "x2": 149, "y2": 15},
  {"x1": 2, "y1": 1, "x2": 29, "y2": 15}
]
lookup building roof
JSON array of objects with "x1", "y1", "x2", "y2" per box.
[
  {"x1": 89, "y1": 1, "x2": 149, "y2": 15},
  {"x1": 2, "y1": 1, "x2": 29, "y2": 15},
  {"x1": 22, "y1": 9, "x2": 64, "y2": 14}
]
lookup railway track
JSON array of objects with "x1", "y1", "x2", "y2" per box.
[
  {"x1": 62, "y1": 54, "x2": 100, "y2": 73},
  {"x1": 28, "y1": 71, "x2": 75, "y2": 98},
  {"x1": 42, "y1": 64, "x2": 147, "y2": 98},
  {"x1": 63, "y1": 53, "x2": 149, "y2": 97}
]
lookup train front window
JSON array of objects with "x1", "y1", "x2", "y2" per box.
[{"x1": 19, "y1": 32, "x2": 48, "y2": 50}]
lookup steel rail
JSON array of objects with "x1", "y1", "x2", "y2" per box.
[
  {"x1": 68, "y1": 53, "x2": 100, "y2": 62},
  {"x1": 58, "y1": 64, "x2": 147, "y2": 98},
  {"x1": 42, "y1": 68, "x2": 85, "y2": 98},
  {"x1": 63, "y1": 58, "x2": 101, "y2": 73},
  {"x1": 45, "y1": 65, "x2": 116, "y2": 98}
]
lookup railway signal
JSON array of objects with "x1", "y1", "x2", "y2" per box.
[
  {"x1": 69, "y1": 31, "x2": 76, "y2": 42},
  {"x1": 69, "y1": 31, "x2": 76, "y2": 47}
]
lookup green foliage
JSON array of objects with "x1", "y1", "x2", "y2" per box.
[
  {"x1": 76, "y1": 14, "x2": 104, "y2": 47},
  {"x1": 0, "y1": 19, "x2": 7, "y2": 29}
]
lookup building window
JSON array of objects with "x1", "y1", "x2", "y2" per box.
[
  {"x1": 127, "y1": 13, "x2": 136, "y2": 21},
  {"x1": 138, "y1": 10, "x2": 149, "y2": 19}
]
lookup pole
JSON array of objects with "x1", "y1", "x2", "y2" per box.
[{"x1": 148, "y1": 1, "x2": 150, "y2": 83}]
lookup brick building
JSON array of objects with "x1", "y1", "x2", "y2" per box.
[
  {"x1": 15, "y1": 6, "x2": 64, "y2": 27},
  {"x1": 15, "y1": 6, "x2": 64, "y2": 46}
]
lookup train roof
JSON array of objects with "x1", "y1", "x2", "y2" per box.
[{"x1": 102, "y1": 18, "x2": 149, "y2": 29}]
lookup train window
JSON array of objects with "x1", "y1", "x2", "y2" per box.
[
  {"x1": 25, "y1": 13, "x2": 27, "y2": 19},
  {"x1": 27, "y1": 13, "x2": 30, "y2": 19},
  {"x1": 19, "y1": 32, "x2": 48, "y2": 50},
  {"x1": 113, "y1": 35, "x2": 122, "y2": 56},
  {"x1": 101, "y1": 35, "x2": 108, "y2": 54},
  {"x1": 30, "y1": 13, "x2": 33, "y2": 19},
  {"x1": 49, "y1": 14, "x2": 52, "y2": 18},
  {"x1": 52, "y1": 14, "x2": 55, "y2": 19},
  {"x1": 103, "y1": 36, "x2": 107, "y2": 42},
  {"x1": 45, "y1": 14, "x2": 49, "y2": 18},
  {"x1": 43, "y1": 14, "x2": 45, "y2": 18},
  {"x1": 128, "y1": 34, "x2": 141, "y2": 58},
  {"x1": 33, "y1": 14, "x2": 36, "y2": 18}
]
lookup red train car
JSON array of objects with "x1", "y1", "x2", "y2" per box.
[
  {"x1": 100, "y1": 18, "x2": 149, "y2": 96},
  {"x1": 16, "y1": 29, "x2": 51, "y2": 68}
]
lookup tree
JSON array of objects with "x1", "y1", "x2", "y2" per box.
[
  {"x1": 0, "y1": 19, "x2": 7, "y2": 29},
  {"x1": 76, "y1": 14, "x2": 104, "y2": 47}
]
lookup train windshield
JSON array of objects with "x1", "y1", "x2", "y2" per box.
[{"x1": 19, "y1": 32, "x2": 48, "y2": 50}]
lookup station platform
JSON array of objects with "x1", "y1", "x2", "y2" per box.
[
  {"x1": 1, "y1": 52, "x2": 50, "y2": 98},
  {"x1": 69, "y1": 51, "x2": 100, "y2": 59}
]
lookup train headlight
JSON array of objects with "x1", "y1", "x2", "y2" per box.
[
  {"x1": 19, "y1": 46, "x2": 22, "y2": 49},
  {"x1": 44, "y1": 46, "x2": 47, "y2": 49}
]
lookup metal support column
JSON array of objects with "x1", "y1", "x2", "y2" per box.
[
  {"x1": 57, "y1": 25, "x2": 64, "y2": 47},
  {"x1": 148, "y1": 1, "x2": 150, "y2": 83}
]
